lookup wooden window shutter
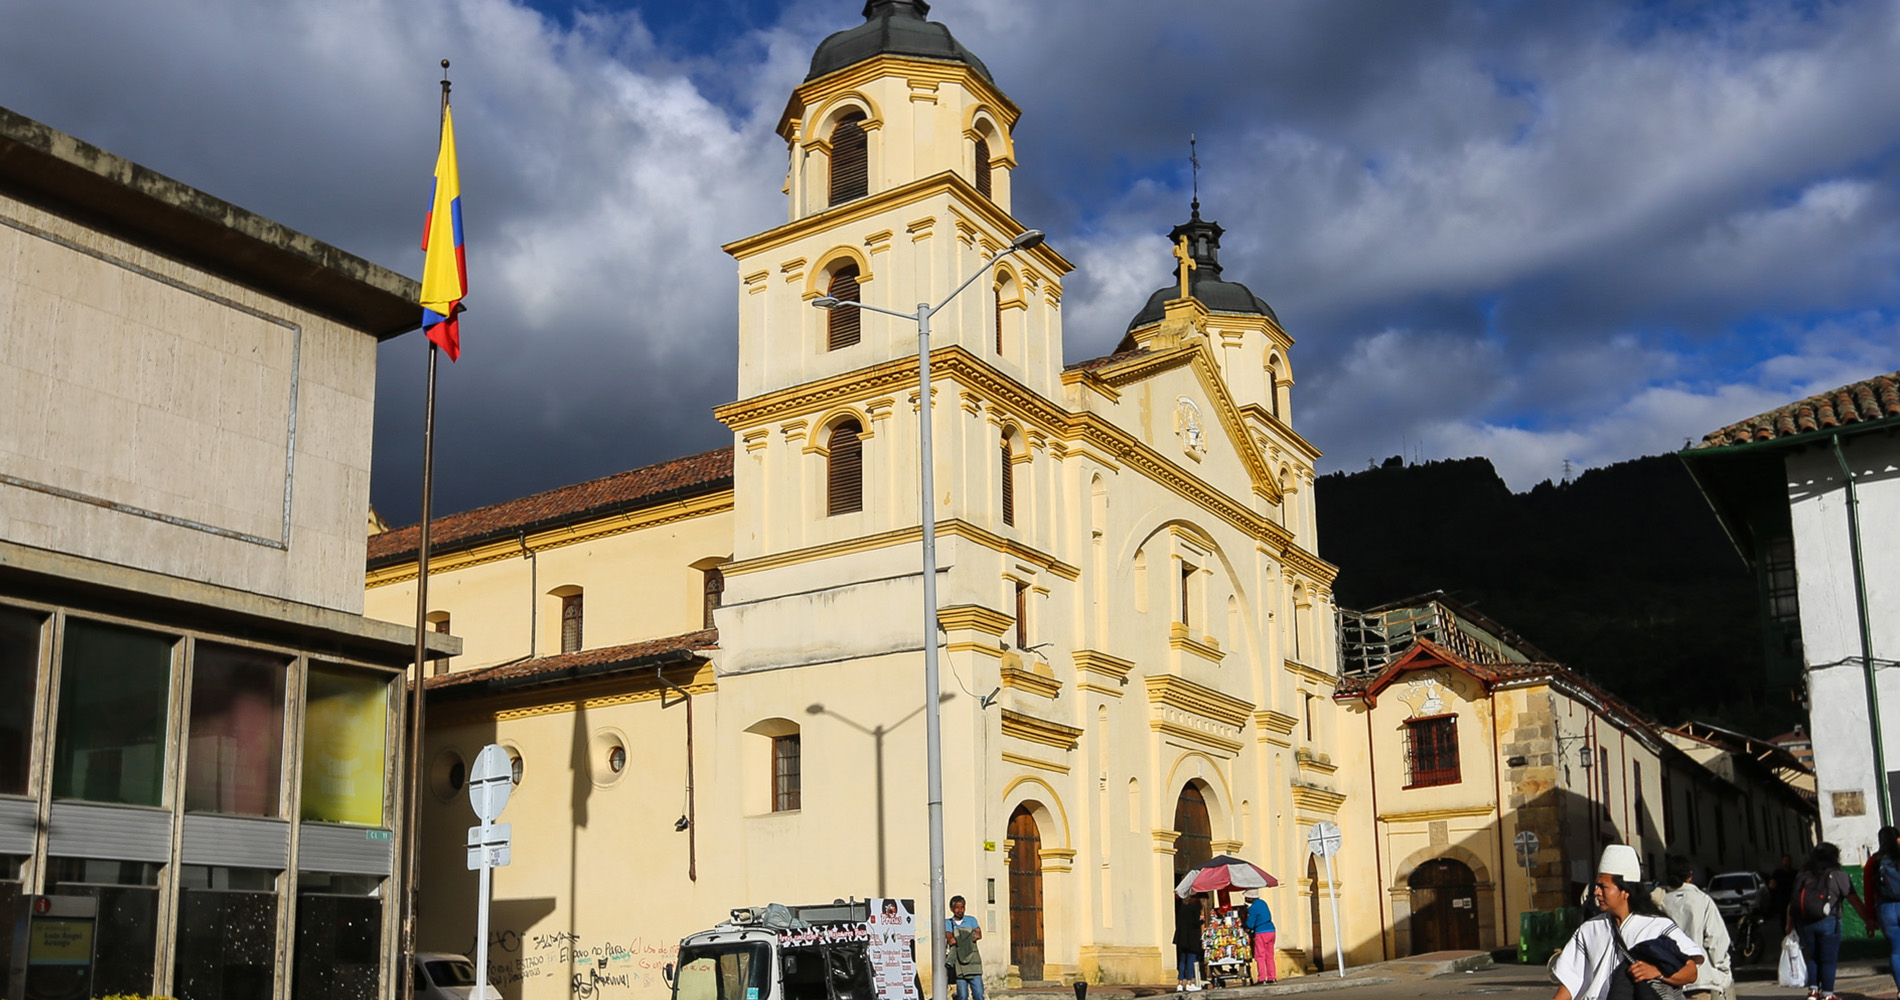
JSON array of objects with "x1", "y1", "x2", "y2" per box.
[
  {"x1": 1015, "y1": 582, "x2": 1028, "y2": 648},
  {"x1": 829, "y1": 113, "x2": 868, "y2": 205},
  {"x1": 1000, "y1": 436, "x2": 1015, "y2": 527},
  {"x1": 994, "y1": 285, "x2": 1004, "y2": 354},
  {"x1": 827, "y1": 266, "x2": 861, "y2": 350},
  {"x1": 974, "y1": 136, "x2": 992, "y2": 200},
  {"x1": 827, "y1": 421, "x2": 863, "y2": 516},
  {"x1": 1267, "y1": 364, "x2": 1279, "y2": 418}
]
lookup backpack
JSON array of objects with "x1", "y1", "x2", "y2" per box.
[
  {"x1": 1794, "y1": 871, "x2": 1835, "y2": 924},
  {"x1": 1880, "y1": 857, "x2": 1900, "y2": 901}
]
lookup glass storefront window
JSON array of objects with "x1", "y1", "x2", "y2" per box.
[
  {"x1": 300, "y1": 665, "x2": 390, "y2": 826},
  {"x1": 52, "y1": 620, "x2": 173, "y2": 806},
  {"x1": 292, "y1": 872, "x2": 382, "y2": 1000},
  {"x1": 0, "y1": 606, "x2": 43, "y2": 796},
  {"x1": 175, "y1": 866, "x2": 280, "y2": 1000},
  {"x1": 186, "y1": 644, "x2": 288, "y2": 816},
  {"x1": 46, "y1": 857, "x2": 162, "y2": 997}
]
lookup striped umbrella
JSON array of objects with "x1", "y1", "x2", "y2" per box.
[{"x1": 1174, "y1": 854, "x2": 1280, "y2": 897}]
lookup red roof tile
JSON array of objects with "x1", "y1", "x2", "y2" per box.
[
  {"x1": 368, "y1": 446, "x2": 734, "y2": 566},
  {"x1": 425, "y1": 628, "x2": 718, "y2": 692},
  {"x1": 1696, "y1": 370, "x2": 1900, "y2": 448}
]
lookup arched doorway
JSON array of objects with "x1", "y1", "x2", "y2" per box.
[
  {"x1": 1307, "y1": 856, "x2": 1324, "y2": 973},
  {"x1": 1408, "y1": 858, "x2": 1480, "y2": 954},
  {"x1": 1007, "y1": 806, "x2": 1044, "y2": 982},
  {"x1": 1172, "y1": 784, "x2": 1212, "y2": 879}
]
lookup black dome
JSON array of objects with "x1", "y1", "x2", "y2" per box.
[
  {"x1": 806, "y1": 0, "x2": 993, "y2": 83},
  {"x1": 1125, "y1": 201, "x2": 1277, "y2": 332}
]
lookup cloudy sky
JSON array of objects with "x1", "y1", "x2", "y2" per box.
[{"x1": 3, "y1": 0, "x2": 1896, "y2": 519}]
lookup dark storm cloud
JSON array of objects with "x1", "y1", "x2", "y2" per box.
[{"x1": 3, "y1": 0, "x2": 1896, "y2": 515}]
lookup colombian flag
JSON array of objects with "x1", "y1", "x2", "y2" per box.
[{"x1": 420, "y1": 104, "x2": 466, "y2": 360}]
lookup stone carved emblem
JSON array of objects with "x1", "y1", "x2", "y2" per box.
[
  {"x1": 1396, "y1": 670, "x2": 1462, "y2": 718},
  {"x1": 1175, "y1": 397, "x2": 1206, "y2": 460}
]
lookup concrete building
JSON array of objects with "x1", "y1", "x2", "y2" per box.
[
  {"x1": 364, "y1": 2, "x2": 1381, "y2": 996},
  {"x1": 1334, "y1": 594, "x2": 1814, "y2": 958},
  {"x1": 1682, "y1": 370, "x2": 1900, "y2": 860},
  {"x1": 0, "y1": 104, "x2": 451, "y2": 998}
]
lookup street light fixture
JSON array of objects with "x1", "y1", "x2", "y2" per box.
[{"x1": 812, "y1": 226, "x2": 1044, "y2": 1000}]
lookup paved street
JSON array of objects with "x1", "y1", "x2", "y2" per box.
[{"x1": 998, "y1": 958, "x2": 1898, "y2": 1000}]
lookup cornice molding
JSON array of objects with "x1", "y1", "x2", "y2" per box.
[
  {"x1": 781, "y1": 54, "x2": 1023, "y2": 141},
  {"x1": 1001, "y1": 665, "x2": 1061, "y2": 700},
  {"x1": 1144, "y1": 674, "x2": 1254, "y2": 728},
  {"x1": 1001, "y1": 750, "x2": 1068, "y2": 775},
  {"x1": 1000, "y1": 709, "x2": 1082, "y2": 751},
  {"x1": 1376, "y1": 804, "x2": 1496, "y2": 824},
  {"x1": 938, "y1": 603, "x2": 1013, "y2": 635},
  {"x1": 1289, "y1": 783, "x2": 1347, "y2": 815}
]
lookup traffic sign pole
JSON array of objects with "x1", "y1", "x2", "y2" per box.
[
  {"x1": 468, "y1": 744, "x2": 516, "y2": 1000},
  {"x1": 1306, "y1": 822, "x2": 1348, "y2": 978}
]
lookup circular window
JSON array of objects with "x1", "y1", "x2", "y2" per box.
[
  {"x1": 588, "y1": 729, "x2": 630, "y2": 787},
  {"x1": 428, "y1": 750, "x2": 468, "y2": 801},
  {"x1": 507, "y1": 749, "x2": 524, "y2": 785}
]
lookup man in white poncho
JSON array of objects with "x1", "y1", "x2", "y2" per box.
[{"x1": 1553, "y1": 846, "x2": 1705, "y2": 1000}]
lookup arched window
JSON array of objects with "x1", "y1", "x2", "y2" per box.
[
  {"x1": 560, "y1": 592, "x2": 583, "y2": 654},
  {"x1": 1266, "y1": 362, "x2": 1280, "y2": 419},
  {"x1": 702, "y1": 568, "x2": 724, "y2": 630},
  {"x1": 994, "y1": 283, "x2": 1004, "y2": 354},
  {"x1": 826, "y1": 265, "x2": 861, "y2": 350},
  {"x1": 826, "y1": 420, "x2": 863, "y2": 516},
  {"x1": 829, "y1": 112, "x2": 868, "y2": 206},
  {"x1": 973, "y1": 135, "x2": 992, "y2": 200},
  {"x1": 1000, "y1": 433, "x2": 1016, "y2": 527}
]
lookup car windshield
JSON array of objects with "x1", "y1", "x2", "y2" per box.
[
  {"x1": 676, "y1": 941, "x2": 772, "y2": 1000},
  {"x1": 1709, "y1": 875, "x2": 1755, "y2": 892},
  {"x1": 425, "y1": 960, "x2": 478, "y2": 987}
]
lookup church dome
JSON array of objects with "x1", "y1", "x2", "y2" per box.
[
  {"x1": 806, "y1": 0, "x2": 993, "y2": 83},
  {"x1": 1125, "y1": 202, "x2": 1277, "y2": 333}
]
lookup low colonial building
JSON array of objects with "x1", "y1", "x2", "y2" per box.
[
  {"x1": 1334, "y1": 594, "x2": 1814, "y2": 959},
  {"x1": 0, "y1": 105, "x2": 450, "y2": 998},
  {"x1": 364, "y1": 2, "x2": 1384, "y2": 996},
  {"x1": 1681, "y1": 370, "x2": 1900, "y2": 860}
]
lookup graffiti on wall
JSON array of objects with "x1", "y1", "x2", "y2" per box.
[{"x1": 476, "y1": 927, "x2": 676, "y2": 999}]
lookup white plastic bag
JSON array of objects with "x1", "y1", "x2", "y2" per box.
[{"x1": 1778, "y1": 932, "x2": 1807, "y2": 989}]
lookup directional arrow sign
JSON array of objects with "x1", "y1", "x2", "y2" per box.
[
  {"x1": 467, "y1": 823, "x2": 512, "y2": 870},
  {"x1": 469, "y1": 743, "x2": 514, "y2": 824}
]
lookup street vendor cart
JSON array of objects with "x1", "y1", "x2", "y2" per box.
[{"x1": 1174, "y1": 855, "x2": 1280, "y2": 990}]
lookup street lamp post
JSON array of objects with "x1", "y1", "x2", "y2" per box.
[{"x1": 814, "y1": 228, "x2": 1045, "y2": 1000}]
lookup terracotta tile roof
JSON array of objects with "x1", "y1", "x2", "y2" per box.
[
  {"x1": 368, "y1": 446, "x2": 734, "y2": 567},
  {"x1": 1336, "y1": 638, "x2": 1658, "y2": 733},
  {"x1": 1063, "y1": 348, "x2": 1150, "y2": 372},
  {"x1": 425, "y1": 628, "x2": 718, "y2": 693},
  {"x1": 1695, "y1": 370, "x2": 1900, "y2": 448}
]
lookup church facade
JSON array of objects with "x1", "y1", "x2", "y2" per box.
[{"x1": 365, "y1": 3, "x2": 1380, "y2": 995}]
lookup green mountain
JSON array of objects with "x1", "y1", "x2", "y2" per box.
[{"x1": 1314, "y1": 454, "x2": 1795, "y2": 736}]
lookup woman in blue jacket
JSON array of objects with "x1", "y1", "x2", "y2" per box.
[{"x1": 1245, "y1": 890, "x2": 1276, "y2": 984}]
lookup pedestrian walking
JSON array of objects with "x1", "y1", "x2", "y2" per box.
[
  {"x1": 1551, "y1": 845, "x2": 1704, "y2": 1000},
  {"x1": 1785, "y1": 842, "x2": 1859, "y2": 1000},
  {"x1": 946, "y1": 895, "x2": 984, "y2": 1000},
  {"x1": 1769, "y1": 855, "x2": 1798, "y2": 940},
  {"x1": 1244, "y1": 889, "x2": 1277, "y2": 984},
  {"x1": 1174, "y1": 894, "x2": 1205, "y2": 992},
  {"x1": 1657, "y1": 857, "x2": 1732, "y2": 1000},
  {"x1": 1863, "y1": 828, "x2": 1900, "y2": 999}
]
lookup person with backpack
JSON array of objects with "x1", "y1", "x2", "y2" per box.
[
  {"x1": 1551, "y1": 845, "x2": 1704, "y2": 1000},
  {"x1": 1786, "y1": 842, "x2": 1860, "y2": 1000},
  {"x1": 1866, "y1": 827, "x2": 1900, "y2": 996}
]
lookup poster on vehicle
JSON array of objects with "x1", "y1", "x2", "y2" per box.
[{"x1": 867, "y1": 898, "x2": 919, "y2": 1000}]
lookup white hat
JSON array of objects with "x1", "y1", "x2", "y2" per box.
[
  {"x1": 1243, "y1": 889, "x2": 1260, "y2": 900},
  {"x1": 1598, "y1": 844, "x2": 1642, "y2": 882}
]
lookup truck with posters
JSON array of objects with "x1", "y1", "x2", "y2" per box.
[{"x1": 664, "y1": 899, "x2": 920, "y2": 1000}]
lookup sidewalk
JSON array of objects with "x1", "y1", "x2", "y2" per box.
[{"x1": 991, "y1": 951, "x2": 1493, "y2": 1000}]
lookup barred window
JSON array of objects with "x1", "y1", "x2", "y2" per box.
[
  {"x1": 1404, "y1": 715, "x2": 1460, "y2": 788},
  {"x1": 560, "y1": 593, "x2": 583, "y2": 654},
  {"x1": 1763, "y1": 537, "x2": 1800, "y2": 624},
  {"x1": 773, "y1": 734, "x2": 802, "y2": 812}
]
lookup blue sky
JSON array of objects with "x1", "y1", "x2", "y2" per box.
[{"x1": 1, "y1": 0, "x2": 1894, "y2": 518}]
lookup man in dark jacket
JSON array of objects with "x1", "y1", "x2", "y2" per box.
[{"x1": 1174, "y1": 896, "x2": 1205, "y2": 992}]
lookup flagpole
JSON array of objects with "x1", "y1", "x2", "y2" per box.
[{"x1": 399, "y1": 57, "x2": 451, "y2": 1000}]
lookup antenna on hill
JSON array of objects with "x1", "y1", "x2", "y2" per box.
[{"x1": 1562, "y1": 458, "x2": 1574, "y2": 483}]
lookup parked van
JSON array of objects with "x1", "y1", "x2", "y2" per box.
[{"x1": 665, "y1": 901, "x2": 917, "y2": 1000}]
